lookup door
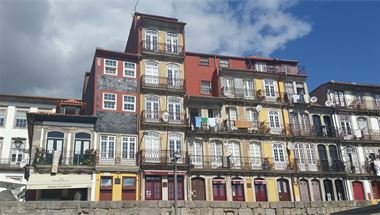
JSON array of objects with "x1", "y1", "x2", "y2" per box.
[
  {"x1": 335, "y1": 180, "x2": 346, "y2": 200},
  {"x1": 145, "y1": 30, "x2": 158, "y2": 51},
  {"x1": 318, "y1": 145, "x2": 329, "y2": 171},
  {"x1": 145, "y1": 96, "x2": 159, "y2": 121},
  {"x1": 46, "y1": 132, "x2": 64, "y2": 164},
  {"x1": 191, "y1": 178, "x2": 206, "y2": 200},
  {"x1": 323, "y1": 115, "x2": 334, "y2": 137},
  {"x1": 254, "y1": 179, "x2": 268, "y2": 201},
  {"x1": 352, "y1": 181, "x2": 365, "y2": 200},
  {"x1": 168, "y1": 176, "x2": 184, "y2": 200},
  {"x1": 312, "y1": 115, "x2": 323, "y2": 136},
  {"x1": 145, "y1": 61, "x2": 159, "y2": 85},
  {"x1": 99, "y1": 177, "x2": 113, "y2": 201},
  {"x1": 168, "y1": 97, "x2": 181, "y2": 122},
  {"x1": 299, "y1": 179, "x2": 310, "y2": 201},
  {"x1": 74, "y1": 133, "x2": 90, "y2": 165},
  {"x1": 145, "y1": 176, "x2": 162, "y2": 200},
  {"x1": 372, "y1": 181, "x2": 380, "y2": 199},
  {"x1": 232, "y1": 179, "x2": 245, "y2": 201},
  {"x1": 212, "y1": 178, "x2": 226, "y2": 201},
  {"x1": 122, "y1": 177, "x2": 136, "y2": 200},
  {"x1": 357, "y1": 117, "x2": 369, "y2": 138},
  {"x1": 277, "y1": 179, "x2": 290, "y2": 201},
  {"x1": 324, "y1": 179, "x2": 335, "y2": 201},
  {"x1": 145, "y1": 132, "x2": 160, "y2": 162},
  {"x1": 166, "y1": 33, "x2": 178, "y2": 53},
  {"x1": 167, "y1": 64, "x2": 180, "y2": 87},
  {"x1": 228, "y1": 141, "x2": 241, "y2": 168},
  {"x1": 311, "y1": 180, "x2": 322, "y2": 201},
  {"x1": 209, "y1": 140, "x2": 223, "y2": 168}
]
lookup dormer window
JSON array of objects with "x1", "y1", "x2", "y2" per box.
[
  {"x1": 61, "y1": 105, "x2": 80, "y2": 115},
  {"x1": 255, "y1": 63, "x2": 267, "y2": 72}
]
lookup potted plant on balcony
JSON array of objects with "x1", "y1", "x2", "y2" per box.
[{"x1": 82, "y1": 149, "x2": 96, "y2": 166}]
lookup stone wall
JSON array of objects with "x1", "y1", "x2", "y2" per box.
[{"x1": 0, "y1": 200, "x2": 372, "y2": 215}]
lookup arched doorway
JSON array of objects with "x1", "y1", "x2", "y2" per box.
[
  {"x1": 191, "y1": 177, "x2": 206, "y2": 200},
  {"x1": 352, "y1": 181, "x2": 365, "y2": 200},
  {"x1": 212, "y1": 177, "x2": 226, "y2": 201},
  {"x1": 335, "y1": 179, "x2": 346, "y2": 200},
  {"x1": 324, "y1": 179, "x2": 335, "y2": 201},
  {"x1": 299, "y1": 179, "x2": 310, "y2": 201},
  {"x1": 277, "y1": 178, "x2": 291, "y2": 201},
  {"x1": 231, "y1": 177, "x2": 245, "y2": 201},
  {"x1": 318, "y1": 145, "x2": 328, "y2": 171},
  {"x1": 254, "y1": 178, "x2": 268, "y2": 201},
  {"x1": 311, "y1": 179, "x2": 322, "y2": 201},
  {"x1": 371, "y1": 181, "x2": 380, "y2": 199}
]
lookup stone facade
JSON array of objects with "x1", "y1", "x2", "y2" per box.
[
  {"x1": 97, "y1": 75, "x2": 137, "y2": 93},
  {"x1": 0, "y1": 200, "x2": 372, "y2": 215},
  {"x1": 95, "y1": 111, "x2": 137, "y2": 133}
]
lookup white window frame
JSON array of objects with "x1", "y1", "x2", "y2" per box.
[
  {"x1": 0, "y1": 109, "x2": 6, "y2": 127},
  {"x1": 104, "y1": 59, "x2": 117, "y2": 75},
  {"x1": 100, "y1": 135, "x2": 116, "y2": 160},
  {"x1": 123, "y1": 61, "x2": 136, "y2": 78},
  {"x1": 264, "y1": 80, "x2": 276, "y2": 98},
  {"x1": 14, "y1": 111, "x2": 27, "y2": 128},
  {"x1": 123, "y1": 95, "x2": 136, "y2": 112},
  {"x1": 103, "y1": 93, "x2": 117, "y2": 110},
  {"x1": 121, "y1": 136, "x2": 136, "y2": 160},
  {"x1": 273, "y1": 143, "x2": 285, "y2": 162},
  {"x1": 268, "y1": 110, "x2": 281, "y2": 134},
  {"x1": 219, "y1": 59, "x2": 229, "y2": 68},
  {"x1": 200, "y1": 81, "x2": 211, "y2": 94}
]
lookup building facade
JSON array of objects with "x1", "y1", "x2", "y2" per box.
[{"x1": 0, "y1": 95, "x2": 58, "y2": 195}]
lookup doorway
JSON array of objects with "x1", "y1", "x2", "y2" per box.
[
  {"x1": 277, "y1": 178, "x2": 291, "y2": 201},
  {"x1": 352, "y1": 181, "x2": 365, "y2": 200},
  {"x1": 254, "y1": 178, "x2": 268, "y2": 201},
  {"x1": 299, "y1": 179, "x2": 310, "y2": 201},
  {"x1": 191, "y1": 177, "x2": 206, "y2": 200},
  {"x1": 311, "y1": 179, "x2": 322, "y2": 201}
]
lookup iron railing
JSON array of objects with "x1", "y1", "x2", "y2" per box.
[
  {"x1": 286, "y1": 124, "x2": 339, "y2": 138},
  {"x1": 141, "y1": 75, "x2": 185, "y2": 91},
  {"x1": 141, "y1": 40, "x2": 184, "y2": 55},
  {"x1": 339, "y1": 128, "x2": 380, "y2": 141},
  {"x1": 139, "y1": 150, "x2": 187, "y2": 165},
  {"x1": 142, "y1": 110, "x2": 186, "y2": 124},
  {"x1": 34, "y1": 149, "x2": 96, "y2": 166}
]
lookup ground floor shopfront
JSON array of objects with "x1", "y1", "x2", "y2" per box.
[
  {"x1": 26, "y1": 174, "x2": 93, "y2": 201},
  {"x1": 95, "y1": 172, "x2": 139, "y2": 201}
]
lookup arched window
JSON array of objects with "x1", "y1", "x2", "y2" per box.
[
  {"x1": 166, "y1": 33, "x2": 178, "y2": 53},
  {"x1": 145, "y1": 95, "x2": 160, "y2": 121},
  {"x1": 273, "y1": 143, "x2": 285, "y2": 162},
  {"x1": 269, "y1": 111, "x2": 281, "y2": 134},
  {"x1": 305, "y1": 144, "x2": 316, "y2": 165},
  {"x1": 74, "y1": 132, "x2": 91, "y2": 165},
  {"x1": 167, "y1": 64, "x2": 181, "y2": 88},
  {"x1": 168, "y1": 97, "x2": 181, "y2": 122},
  {"x1": 144, "y1": 61, "x2": 159, "y2": 84},
  {"x1": 339, "y1": 116, "x2": 352, "y2": 135},
  {"x1": 264, "y1": 80, "x2": 276, "y2": 97},
  {"x1": 228, "y1": 140, "x2": 241, "y2": 168},
  {"x1": 209, "y1": 140, "x2": 223, "y2": 167},
  {"x1": 145, "y1": 30, "x2": 158, "y2": 51},
  {"x1": 46, "y1": 131, "x2": 64, "y2": 163},
  {"x1": 168, "y1": 133, "x2": 182, "y2": 160}
]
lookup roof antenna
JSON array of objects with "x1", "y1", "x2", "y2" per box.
[{"x1": 133, "y1": 0, "x2": 140, "y2": 14}]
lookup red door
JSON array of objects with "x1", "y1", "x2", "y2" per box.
[
  {"x1": 254, "y1": 179, "x2": 268, "y2": 201},
  {"x1": 192, "y1": 178, "x2": 206, "y2": 200},
  {"x1": 122, "y1": 177, "x2": 136, "y2": 200},
  {"x1": 352, "y1": 181, "x2": 365, "y2": 200},
  {"x1": 212, "y1": 178, "x2": 226, "y2": 201},
  {"x1": 372, "y1": 181, "x2": 380, "y2": 199},
  {"x1": 168, "y1": 176, "x2": 184, "y2": 200},
  {"x1": 99, "y1": 176, "x2": 113, "y2": 201},
  {"x1": 232, "y1": 178, "x2": 245, "y2": 201},
  {"x1": 145, "y1": 176, "x2": 162, "y2": 200},
  {"x1": 277, "y1": 179, "x2": 290, "y2": 201}
]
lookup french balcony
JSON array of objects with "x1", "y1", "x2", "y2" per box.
[
  {"x1": 96, "y1": 155, "x2": 136, "y2": 166},
  {"x1": 294, "y1": 159, "x2": 345, "y2": 172},
  {"x1": 139, "y1": 150, "x2": 187, "y2": 165},
  {"x1": 141, "y1": 40, "x2": 184, "y2": 56},
  {"x1": 34, "y1": 150, "x2": 96, "y2": 166},
  {"x1": 286, "y1": 124, "x2": 339, "y2": 138},
  {"x1": 340, "y1": 129, "x2": 380, "y2": 141},
  {"x1": 141, "y1": 75, "x2": 185, "y2": 93},
  {"x1": 221, "y1": 87, "x2": 289, "y2": 104},
  {"x1": 141, "y1": 110, "x2": 186, "y2": 126}
]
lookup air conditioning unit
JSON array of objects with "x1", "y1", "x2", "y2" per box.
[{"x1": 292, "y1": 95, "x2": 300, "y2": 103}]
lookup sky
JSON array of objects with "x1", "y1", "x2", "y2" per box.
[{"x1": 0, "y1": 0, "x2": 379, "y2": 99}]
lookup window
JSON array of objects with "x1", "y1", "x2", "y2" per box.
[
  {"x1": 228, "y1": 107, "x2": 237, "y2": 121},
  {"x1": 285, "y1": 82, "x2": 295, "y2": 96},
  {"x1": 305, "y1": 144, "x2": 316, "y2": 165},
  {"x1": 122, "y1": 136, "x2": 136, "y2": 160},
  {"x1": 104, "y1": 59, "x2": 117, "y2": 75},
  {"x1": 200, "y1": 81, "x2": 211, "y2": 94},
  {"x1": 264, "y1": 80, "x2": 276, "y2": 97},
  {"x1": 11, "y1": 139, "x2": 25, "y2": 164},
  {"x1": 144, "y1": 132, "x2": 160, "y2": 162},
  {"x1": 255, "y1": 63, "x2": 267, "y2": 72},
  {"x1": 228, "y1": 141, "x2": 241, "y2": 167},
  {"x1": 243, "y1": 79, "x2": 254, "y2": 97},
  {"x1": 219, "y1": 59, "x2": 229, "y2": 68},
  {"x1": 273, "y1": 143, "x2": 285, "y2": 162},
  {"x1": 100, "y1": 135, "x2": 115, "y2": 160},
  {"x1": 46, "y1": 131, "x2": 64, "y2": 164},
  {"x1": 269, "y1": 111, "x2": 281, "y2": 134},
  {"x1": 168, "y1": 97, "x2": 181, "y2": 122},
  {"x1": 166, "y1": 33, "x2": 178, "y2": 54},
  {"x1": 145, "y1": 96, "x2": 160, "y2": 121},
  {"x1": 124, "y1": 62, "x2": 136, "y2": 77},
  {"x1": 103, "y1": 93, "x2": 116, "y2": 110},
  {"x1": 374, "y1": 95, "x2": 380, "y2": 107},
  {"x1": 0, "y1": 109, "x2": 5, "y2": 127},
  {"x1": 15, "y1": 111, "x2": 27, "y2": 128},
  {"x1": 209, "y1": 140, "x2": 223, "y2": 167},
  {"x1": 301, "y1": 113, "x2": 310, "y2": 131},
  {"x1": 100, "y1": 177, "x2": 112, "y2": 189},
  {"x1": 168, "y1": 133, "x2": 182, "y2": 161},
  {"x1": 354, "y1": 93, "x2": 365, "y2": 105},
  {"x1": 190, "y1": 139, "x2": 203, "y2": 165},
  {"x1": 199, "y1": 57, "x2": 209, "y2": 66},
  {"x1": 340, "y1": 116, "x2": 352, "y2": 135},
  {"x1": 296, "y1": 82, "x2": 305, "y2": 95},
  {"x1": 145, "y1": 30, "x2": 158, "y2": 51},
  {"x1": 123, "y1": 95, "x2": 135, "y2": 112},
  {"x1": 332, "y1": 91, "x2": 345, "y2": 106},
  {"x1": 294, "y1": 144, "x2": 305, "y2": 164},
  {"x1": 144, "y1": 61, "x2": 159, "y2": 84},
  {"x1": 223, "y1": 78, "x2": 233, "y2": 96},
  {"x1": 167, "y1": 64, "x2": 181, "y2": 87},
  {"x1": 74, "y1": 133, "x2": 90, "y2": 165}
]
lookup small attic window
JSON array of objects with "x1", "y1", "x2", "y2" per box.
[{"x1": 61, "y1": 105, "x2": 80, "y2": 115}]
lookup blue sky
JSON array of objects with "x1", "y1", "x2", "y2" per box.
[{"x1": 272, "y1": 1, "x2": 380, "y2": 90}]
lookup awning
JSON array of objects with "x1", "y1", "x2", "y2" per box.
[
  {"x1": 212, "y1": 178, "x2": 225, "y2": 184},
  {"x1": 254, "y1": 179, "x2": 266, "y2": 185},
  {"x1": 27, "y1": 174, "x2": 92, "y2": 190},
  {"x1": 144, "y1": 170, "x2": 186, "y2": 176},
  {"x1": 232, "y1": 179, "x2": 244, "y2": 184}
]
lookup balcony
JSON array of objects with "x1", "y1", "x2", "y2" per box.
[
  {"x1": 346, "y1": 100, "x2": 380, "y2": 111},
  {"x1": 96, "y1": 156, "x2": 136, "y2": 166},
  {"x1": 142, "y1": 110, "x2": 186, "y2": 126},
  {"x1": 221, "y1": 87, "x2": 288, "y2": 104},
  {"x1": 139, "y1": 150, "x2": 187, "y2": 166},
  {"x1": 141, "y1": 40, "x2": 184, "y2": 56},
  {"x1": 344, "y1": 161, "x2": 373, "y2": 175},
  {"x1": 0, "y1": 158, "x2": 23, "y2": 170},
  {"x1": 340, "y1": 129, "x2": 380, "y2": 141},
  {"x1": 34, "y1": 150, "x2": 96, "y2": 166},
  {"x1": 286, "y1": 124, "x2": 339, "y2": 138},
  {"x1": 295, "y1": 159, "x2": 345, "y2": 172},
  {"x1": 141, "y1": 75, "x2": 185, "y2": 93}
]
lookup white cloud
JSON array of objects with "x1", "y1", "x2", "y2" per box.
[{"x1": 0, "y1": 0, "x2": 311, "y2": 98}]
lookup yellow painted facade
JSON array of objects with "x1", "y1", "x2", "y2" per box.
[
  {"x1": 95, "y1": 172, "x2": 139, "y2": 201},
  {"x1": 141, "y1": 28, "x2": 184, "y2": 48}
]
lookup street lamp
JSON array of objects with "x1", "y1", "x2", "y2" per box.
[{"x1": 171, "y1": 151, "x2": 181, "y2": 215}]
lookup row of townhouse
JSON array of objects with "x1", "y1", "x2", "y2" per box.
[{"x1": 4, "y1": 12, "x2": 379, "y2": 203}]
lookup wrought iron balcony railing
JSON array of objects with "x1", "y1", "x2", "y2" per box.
[
  {"x1": 141, "y1": 40, "x2": 184, "y2": 55},
  {"x1": 142, "y1": 110, "x2": 186, "y2": 125},
  {"x1": 141, "y1": 75, "x2": 185, "y2": 91},
  {"x1": 139, "y1": 150, "x2": 187, "y2": 165},
  {"x1": 34, "y1": 149, "x2": 96, "y2": 166},
  {"x1": 286, "y1": 124, "x2": 339, "y2": 138},
  {"x1": 339, "y1": 128, "x2": 380, "y2": 141}
]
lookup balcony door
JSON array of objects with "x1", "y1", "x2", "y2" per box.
[
  {"x1": 318, "y1": 144, "x2": 329, "y2": 171},
  {"x1": 277, "y1": 179, "x2": 290, "y2": 201},
  {"x1": 190, "y1": 139, "x2": 203, "y2": 167},
  {"x1": 166, "y1": 33, "x2": 178, "y2": 54},
  {"x1": 273, "y1": 143, "x2": 286, "y2": 170},
  {"x1": 167, "y1": 64, "x2": 180, "y2": 88},
  {"x1": 345, "y1": 147, "x2": 359, "y2": 173},
  {"x1": 168, "y1": 133, "x2": 182, "y2": 163},
  {"x1": 289, "y1": 112, "x2": 300, "y2": 135},
  {"x1": 145, "y1": 30, "x2": 158, "y2": 51},
  {"x1": 249, "y1": 142, "x2": 261, "y2": 169},
  {"x1": 209, "y1": 140, "x2": 223, "y2": 168},
  {"x1": 227, "y1": 141, "x2": 241, "y2": 168},
  {"x1": 145, "y1": 96, "x2": 159, "y2": 121},
  {"x1": 46, "y1": 131, "x2": 64, "y2": 164},
  {"x1": 168, "y1": 97, "x2": 181, "y2": 122},
  {"x1": 269, "y1": 111, "x2": 281, "y2": 134},
  {"x1": 145, "y1": 132, "x2": 160, "y2": 163},
  {"x1": 145, "y1": 61, "x2": 159, "y2": 85},
  {"x1": 312, "y1": 115, "x2": 323, "y2": 136},
  {"x1": 243, "y1": 79, "x2": 254, "y2": 98},
  {"x1": 223, "y1": 78, "x2": 233, "y2": 96},
  {"x1": 73, "y1": 133, "x2": 90, "y2": 165},
  {"x1": 357, "y1": 117, "x2": 369, "y2": 138}
]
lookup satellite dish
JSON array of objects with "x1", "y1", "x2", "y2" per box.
[
  {"x1": 162, "y1": 111, "x2": 169, "y2": 122},
  {"x1": 256, "y1": 105, "x2": 262, "y2": 112},
  {"x1": 19, "y1": 159, "x2": 27, "y2": 168},
  {"x1": 325, "y1": 100, "x2": 333, "y2": 107},
  {"x1": 310, "y1": 96, "x2": 318, "y2": 103}
]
